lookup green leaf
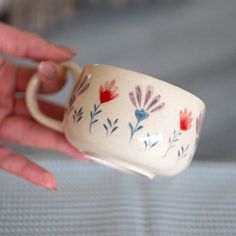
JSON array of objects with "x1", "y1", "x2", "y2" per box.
[
  {"x1": 78, "y1": 107, "x2": 83, "y2": 113},
  {"x1": 129, "y1": 122, "x2": 133, "y2": 133},
  {"x1": 107, "y1": 118, "x2": 112, "y2": 128},
  {"x1": 151, "y1": 142, "x2": 158, "y2": 148},
  {"x1": 103, "y1": 124, "x2": 108, "y2": 131},
  {"x1": 136, "y1": 125, "x2": 143, "y2": 131},
  {"x1": 144, "y1": 140, "x2": 148, "y2": 148},
  {"x1": 111, "y1": 126, "x2": 118, "y2": 134},
  {"x1": 114, "y1": 118, "x2": 118, "y2": 125},
  {"x1": 95, "y1": 110, "x2": 102, "y2": 115},
  {"x1": 77, "y1": 116, "x2": 82, "y2": 123},
  {"x1": 90, "y1": 111, "x2": 93, "y2": 119},
  {"x1": 92, "y1": 119, "x2": 98, "y2": 124}
]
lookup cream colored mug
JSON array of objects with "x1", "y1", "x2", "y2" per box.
[{"x1": 26, "y1": 62, "x2": 205, "y2": 179}]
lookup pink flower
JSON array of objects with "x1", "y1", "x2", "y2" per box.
[
  {"x1": 196, "y1": 111, "x2": 205, "y2": 136},
  {"x1": 129, "y1": 85, "x2": 165, "y2": 113},
  {"x1": 99, "y1": 80, "x2": 118, "y2": 104},
  {"x1": 68, "y1": 69, "x2": 91, "y2": 112},
  {"x1": 180, "y1": 109, "x2": 192, "y2": 131},
  {"x1": 73, "y1": 68, "x2": 91, "y2": 96}
]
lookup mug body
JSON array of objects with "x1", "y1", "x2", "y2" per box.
[{"x1": 63, "y1": 64, "x2": 205, "y2": 178}]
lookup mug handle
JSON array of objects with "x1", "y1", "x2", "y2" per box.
[{"x1": 26, "y1": 61, "x2": 82, "y2": 133}]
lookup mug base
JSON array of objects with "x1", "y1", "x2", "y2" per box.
[{"x1": 84, "y1": 151, "x2": 156, "y2": 179}]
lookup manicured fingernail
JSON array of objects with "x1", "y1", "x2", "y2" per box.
[
  {"x1": 42, "y1": 173, "x2": 57, "y2": 191},
  {"x1": 81, "y1": 158, "x2": 93, "y2": 163},
  {"x1": 74, "y1": 153, "x2": 91, "y2": 162},
  {"x1": 56, "y1": 45, "x2": 77, "y2": 55},
  {"x1": 50, "y1": 186, "x2": 58, "y2": 192},
  {"x1": 39, "y1": 62, "x2": 58, "y2": 81}
]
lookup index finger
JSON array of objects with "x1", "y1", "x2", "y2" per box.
[{"x1": 0, "y1": 23, "x2": 76, "y2": 61}]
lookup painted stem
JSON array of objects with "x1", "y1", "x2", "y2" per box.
[
  {"x1": 130, "y1": 120, "x2": 141, "y2": 142},
  {"x1": 163, "y1": 129, "x2": 182, "y2": 158},
  {"x1": 89, "y1": 103, "x2": 101, "y2": 133}
]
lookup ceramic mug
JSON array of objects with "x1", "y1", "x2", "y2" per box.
[{"x1": 26, "y1": 62, "x2": 205, "y2": 179}]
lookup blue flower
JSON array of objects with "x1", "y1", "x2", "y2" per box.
[{"x1": 135, "y1": 109, "x2": 149, "y2": 122}]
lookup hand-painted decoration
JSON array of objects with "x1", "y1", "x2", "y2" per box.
[
  {"x1": 140, "y1": 132, "x2": 162, "y2": 150},
  {"x1": 67, "y1": 69, "x2": 91, "y2": 113},
  {"x1": 178, "y1": 145, "x2": 190, "y2": 159},
  {"x1": 103, "y1": 118, "x2": 119, "y2": 136},
  {"x1": 194, "y1": 110, "x2": 205, "y2": 153},
  {"x1": 89, "y1": 80, "x2": 118, "y2": 133},
  {"x1": 163, "y1": 108, "x2": 192, "y2": 158},
  {"x1": 73, "y1": 107, "x2": 83, "y2": 123},
  {"x1": 128, "y1": 85, "x2": 165, "y2": 142}
]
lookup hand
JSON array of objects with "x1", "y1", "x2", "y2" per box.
[{"x1": 0, "y1": 23, "x2": 87, "y2": 191}]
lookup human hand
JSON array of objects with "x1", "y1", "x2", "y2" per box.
[{"x1": 0, "y1": 23, "x2": 87, "y2": 191}]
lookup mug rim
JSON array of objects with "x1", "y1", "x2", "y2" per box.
[{"x1": 84, "y1": 63, "x2": 206, "y2": 109}]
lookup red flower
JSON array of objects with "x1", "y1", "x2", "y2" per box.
[
  {"x1": 99, "y1": 80, "x2": 118, "y2": 104},
  {"x1": 180, "y1": 108, "x2": 192, "y2": 131}
]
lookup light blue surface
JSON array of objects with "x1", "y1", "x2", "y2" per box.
[{"x1": 0, "y1": 154, "x2": 236, "y2": 236}]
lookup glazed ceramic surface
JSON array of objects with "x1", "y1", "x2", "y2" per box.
[{"x1": 26, "y1": 62, "x2": 205, "y2": 179}]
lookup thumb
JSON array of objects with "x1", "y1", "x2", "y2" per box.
[{"x1": 37, "y1": 61, "x2": 67, "y2": 94}]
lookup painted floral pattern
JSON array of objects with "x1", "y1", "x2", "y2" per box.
[
  {"x1": 89, "y1": 80, "x2": 118, "y2": 133},
  {"x1": 128, "y1": 85, "x2": 165, "y2": 141},
  {"x1": 196, "y1": 111, "x2": 204, "y2": 136},
  {"x1": 68, "y1": 69, "x2": 91, "y2": 113},
  {"x1": 103, "y1": 118, "x2": 119, "y2": 136},
  {"x1": 178, "y1": 145, "x2": 190, "y2": 159},
  {"x1": 68, "y1": 69, "x2": 203, "y2": 162},
  {"x1": 73, "y1": 107, "x2": 83, "y2": 123},
  {"x1": 180, "y1": 109, "x2": 193, "y2": 131},
  {"x1": 140, "y1": 132, "x2": 162, "y2": 150},
  {"x1": 163, "y1": 108, "x2": 192, "y2": 157},
  {"x1": 194, "y1": 110, "x2": 205, "y2": 153}
]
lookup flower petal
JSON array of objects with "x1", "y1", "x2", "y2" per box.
[
  {"x1": 99, "y1": 80, "x2": 119, "y2": 104},
  {"x1": 146, "y1": 95, "x2": 161, "y2": 111},
  {"x1": 150, "y1": 102, "x2": 165, "y2": 113},
  {"x1": 144, "y1": 85, "x2": 153, "y2": 107},
  {"x1": 74, "y1": 70, "x2": 91, "y2": 95},
  {"x1": 135, "y1": 86, "x2": 142, "y2": 107},
  {"x1": 78, "y1": 83, "x2": 90, "y2": 95},
  {"x1": 129, "y1": 91, "x2": 137, "y2": 108},
  {"x1": 108, "y1": 80, "x2": 115, "y2": 90},
  {"x1": 180, "y1": 108, "x2": 192, "y2": 131}
]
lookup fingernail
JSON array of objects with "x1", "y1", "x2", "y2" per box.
[
  {"x1": 43, "y1": 173, "x2": 57, "y2": 191},
  {"x1": 73, "y1": 153, "x2": 92, "y2": 163},
  {"x1": 39, "y1": 62, "x2": 58, "y2": 81},
  {"x1": 81, "y1": 158, "x2": 93, "y2": 164},
  {"x1": 56, "y1": 45, "x2": 77, "y2": 55},
  {"x1": 50, "y1": 186, "x2": 58, "y2": 192}
]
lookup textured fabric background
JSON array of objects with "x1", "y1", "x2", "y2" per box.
[{"x1": 0, "y1": 154, "x2": 236, "y2": 236}]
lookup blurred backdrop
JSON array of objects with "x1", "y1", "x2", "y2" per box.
[{"x1": 1, "y1": 0, "x2": 235, "y2": 161}]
